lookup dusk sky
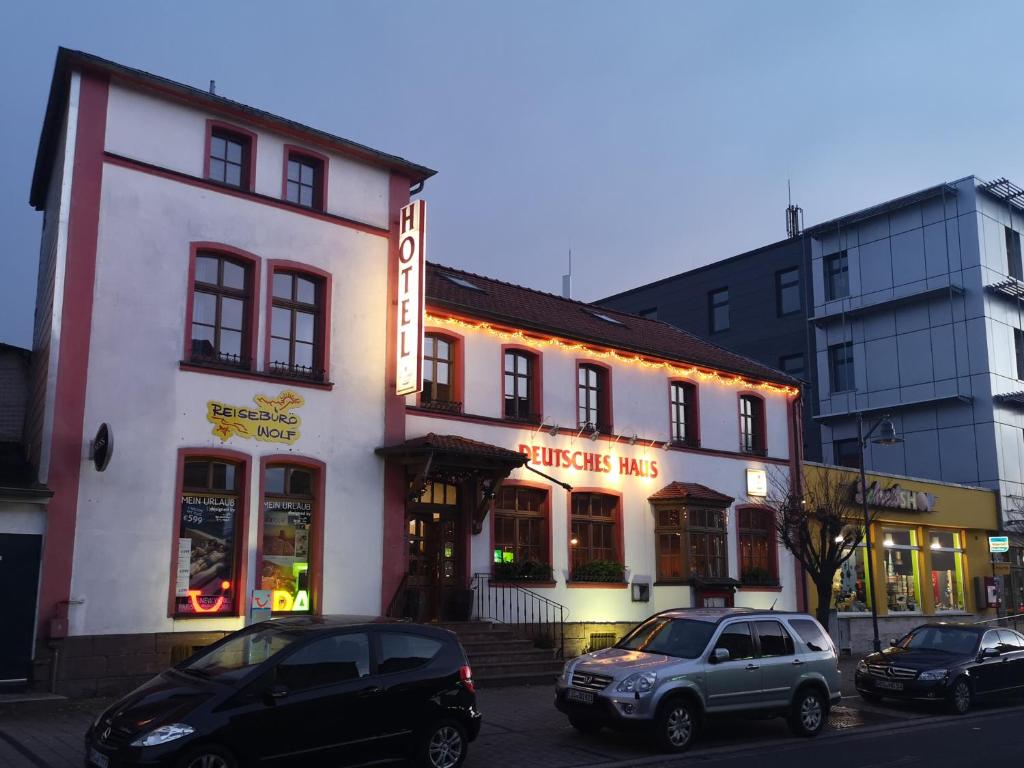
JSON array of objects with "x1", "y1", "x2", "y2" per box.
[{"x1": 4, "y1": 0, "x2": 1024, "y2": 348}]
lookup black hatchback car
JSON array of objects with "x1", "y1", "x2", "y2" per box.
[
  {"x1": 84, "y1": 616, "x2": 480, "y2": 768},
  {"x1": 855, "y1": 622, "x2": 1024, "y2": 714}
]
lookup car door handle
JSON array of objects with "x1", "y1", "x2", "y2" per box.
[
  {"x1": 745, "y1": 664, "x2": 759, "y2": 671},
  {"x1": 792, "y1": 659, "x2": 805, "y2": 666},
  {"x1": 357, "y1": 686, "x2": 384, "y2": 697}
]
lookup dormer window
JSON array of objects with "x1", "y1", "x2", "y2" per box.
[{"x1": 283, "y1": 147, "x2": 327, "y2": 211}]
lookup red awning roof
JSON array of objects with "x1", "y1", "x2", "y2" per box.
[
  {"x1": 376, "y1": 433, "x2": 527, "y2": 465},
  {"x1": 649, "y1": 482, "x2": 734, "y2": 505}
]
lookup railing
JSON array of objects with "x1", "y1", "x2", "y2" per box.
[
  {"x1": 975, "y1": 612, "x2": 1024, "y2": 634},
  {"x1": 385, "y1": 573, "x2": 411, "y2": 620},
  {"x1": 471, "y1": 572, "x2": 567, "y2": 658}
]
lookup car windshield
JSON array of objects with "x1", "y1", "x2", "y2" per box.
[
  {"x1": 616, "y1": 618, "x2": 715, "y2": 659},
  {"x1": 897, "y1": 627, "x2": 979, "y2": 655},
  {"x1": 181, "y1": 626, "x2": 300, "y2": 682}
]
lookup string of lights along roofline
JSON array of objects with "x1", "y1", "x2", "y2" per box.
[{"x1": 426, "y1": 313, "x2": 799, "y2": 396}]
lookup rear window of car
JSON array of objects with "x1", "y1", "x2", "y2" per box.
[
  {"x1": 379, "y1": 632, "x2": 445, "y2": 674},
  {"x1": 789, "y1": 619, "x2": 831, "y2": 653}
]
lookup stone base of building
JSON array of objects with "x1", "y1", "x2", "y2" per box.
[
  {"x1": 561, "y1": 621, "x2": 637, "y2": 658},
  {"x1": 32, "y1": 632, "x2": 228, "y2": 698},
  {"x1": 837, "y1": 613, "x2": 984, "y2": 655}
]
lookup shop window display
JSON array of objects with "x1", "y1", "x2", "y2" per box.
[
  {"x1": 261, "y1": 465, "x2": 315, "y2": 613},
  {"x1": 834, "y1": 542, "x2": 871, "y2": 613},
  {"x1": 881, "y1": 528, "x2": 921, "y2": 613},
  {"x1": 929, "y1": 531, "x2": 965, "y2": 612}
]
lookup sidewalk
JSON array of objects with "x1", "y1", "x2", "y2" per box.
[{"x1": 0, "y1": 658, "x2": 924, "y2": 768}]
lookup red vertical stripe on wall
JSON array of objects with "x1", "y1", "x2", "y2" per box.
[{"x1": 37, "y1": 71, "x2": 109, "y2": 636}]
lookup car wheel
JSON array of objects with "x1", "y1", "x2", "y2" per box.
[
  {"x1": 654, "y1": 697, "x2": 697, "y2": 753},
  {"x1": 947, "y1": 677, "x2": 972, "y2": 715},
  {"x1": 416, "y1": 719, "x2": 468, "y2": 768},
  {"x1": 176, "y1": 745, "x2": 237, "y2": 768},
  {"x1": 858, "y1": 690, "x2": 883, "y2": 704},
  {"x1": 788, "y1": 687, "x2": 826, "y2": 737},
  {"x1": 568, "y1": 714, "x2": 602, "y2": 734}
]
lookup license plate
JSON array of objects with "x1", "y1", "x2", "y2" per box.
[
  {"x1": 567, "y1": 688, "x2": 595, "y2": 705},
  {"x1": 875, "y1": 679, "x2": 904, "y2": 691},
  {"x1": 88, "y1": 747, "x2": 110, "y2": 768}
]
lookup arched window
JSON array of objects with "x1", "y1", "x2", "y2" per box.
[
  {"x1": 493, "y1": 486, "x2": 549, "y2": 570},
  {"x1": 269, "y1": 269, "x2": 326, "y2": 381},
  {"x1": 261, "y1": 464, "x2": 318, "y2": 613},
  {"x1": 504, "y1": 349, "x2": 540, "y2": 422},
  {"x1": 570, "y1": 492, "x2": 620, "y2": 571},
  {"x1": 577, "y1": 363, "x2": 611, "y2": 432},
  {"x1": 738, "y1": 507, "x2": 777, "y2": 586},
  {"x1": 739, "y1": 395, "x2": 766, "y2": 455},
  {"x1": 670, "y1": 381, "x2": 698, "y2": 447},
  {"x1": 422, "y1": 333, "x2": 460, "y2": 412},
  {"x1": 190, "y1": 251, "x2": 254, "y2": 368}
]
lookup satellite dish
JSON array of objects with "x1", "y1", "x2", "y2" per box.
[{"x1": 91, "y1": 423, "x2": 113, "y2": 472}]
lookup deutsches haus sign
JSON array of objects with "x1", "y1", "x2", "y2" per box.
[{"x1": 395, "y1": 199, "x2": 426, "y2": 396}]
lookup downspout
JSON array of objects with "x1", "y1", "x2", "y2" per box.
[{"x1": 790, "y1": 390, "x2": 809, "y2": 613}]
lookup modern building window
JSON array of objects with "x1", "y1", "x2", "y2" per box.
[
  {"x1": 284, "y1": 149, "x2": 325, "y2": 210},
  {"x1": 833, "y1": 438, "x2": 861, "y2": 468},
  {"x1": 881, "y1": 528, "x2": 921, "y2": 613},
  {"x1": 829, "y1": 341, "x2": 855, "y2": 393},
  {"x1": 929, "y1": 531, "x2": 965, "y2": 612},
  {"x1": 708, "y1": 288, "x2": 729, "y2": 333},
  {"x1": 175, "y1": 456, "x2": 243, "y2": 616},
  {"x1": 570, "y1": 492, "x2": 620, "y2": 572},
  {"x1": 504, "y1": 349, "x2": 539, "y2": 422},
  {"x1": 1016, "y1": 329, "x2": 1024, "y2": 380},
  {"x1": 577, "y1": 363, "x2": 610, "y2": 431},
  {"x1": 1007, "y1": 227, "x2": 1023, "y2": 281},
  {"x1": 422, "y1": 334, "x2": 459, "y2": 411},
  {"x1": 269, "y1": 271, "x2": 325, "y2": 381},
  {"x1": 688, "y1": 507, "x2": 728, "y2": 579},
  {"x1": 824, "y1": 251, "x2": 849, "y2": 300},
  {"x1": 262, "y1": 464, "x2": 316, "y2": 613},
  {"x1": 739, "y1": 395, "x2": 765, "y2": 455},
  {"x1": 669, "y1": 381, "x2": 698, "y2": 447},
  {"x1": 207, "y1": 129, "x2": 251, "y2": 190},
  {"x1": 190, "y1": 252, "x2": 253, "y2": 368},
  {"x1": 493, "y1": 486, "x2": 549, "y2": 568},
  {"x1": 776, "y1": 267, "x2": 801, "y2": 316},
  {"x1": 779, "y1": 353, "x2": 805, "y2": 379},
  {"x1": 738, "y1": 507, "x2": 777, "y2": 586}
]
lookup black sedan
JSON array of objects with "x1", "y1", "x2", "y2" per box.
[
  {"x1": 855, "y1": 622, "x2": 1024, "y2": 713},
  {"x1": 84, "y1": 616, "x2": 480, "y2": 768}
]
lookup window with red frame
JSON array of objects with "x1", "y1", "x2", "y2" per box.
[
  {"x1": 286, "y1": 152, "x2": 324, "y2": 209},
  {"x1": 208, "y1": 129, "x2": 251, "y2": 190},
  {"x1": 739, "y1": 395, "x2": 766, "y2": 455},
  {"x1": 175, "y1": 458, "x2": 242, "y2": 616},
  {"x1": 493, "y1": 487, "x2": 549, "y2": 569},
  {"x1": 190, "y1": 252, "x2": 253, "y2": 368},
  {"x1": 261, "y1": 464, "x2": 316, "y2": 613},
  {"x1": 655, "y1": 507, "x2": 684, "y2": 581},
  {"x1": 270, "y1": 271, "x2": 325, "y2": 381},
  {"x1": 738, "y1": 507, "x2": 777, "y2": 586},
  {"x1": 504, "y1": 350, "x2": 539, "y2": 422},
  {"x1": 422, "y1": 334, "x2": 460, "y2": 412},
  {"x1": 670, "y1": 381, "x2": 698, "y2": 447},
  {"x1": 578, "y1": 364, "x2": 610, "y2": 432},
  {"x1": 570, "y1": 493, "x2": 619, "y2": 570}
]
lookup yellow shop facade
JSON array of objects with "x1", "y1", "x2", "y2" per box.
[{"x1": 803, "y1": 463, "x2": 1000, "y2": 653}]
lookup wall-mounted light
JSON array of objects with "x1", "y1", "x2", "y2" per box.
[
  {"x1": 629, "y1": 434, "x2": 638, "y2": 446},
  {"x1": 570, "y1": 537, "x2": 579, "y2": 546},
  {"x1": 548, "y1": 423, "x2": 560, "y2": 436},
  {"x1": 589, "y1": 426, "x2": 600, "y2": 441},
  {"x1": 662, "y1": 442, "x2": 671, "y2": 450},
  {"x1": 883, "y1": 535, "x2": 895, "y2": 548}
]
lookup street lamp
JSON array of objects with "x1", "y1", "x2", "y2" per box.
[{"x1": 857, "y1": 413, "x2": 904, "y2": 652}]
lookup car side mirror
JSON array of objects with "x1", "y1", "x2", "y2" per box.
[
  {"x1": 888, "y1": 638, "x2": 899, "y2": 648},
  {"x1": 264, "y1": 684, "x2": 289, "y2": 702},
  {"x1": 709, "y1": 648, "x2": 730, "y2": 664},
  {"x1": 980, "y1": 648, "x2": 1001, "y2": 660}
]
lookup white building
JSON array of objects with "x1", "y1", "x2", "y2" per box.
[
  {"x1": 378, "y1": 263, "x2": 803, "y2": 653},
  {"x1": 24, "y1": 49, "x2": 433, "y2": 694}
]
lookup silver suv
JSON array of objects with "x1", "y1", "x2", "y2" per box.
[{"x1": 555, "y1": 608, "x2": 841, "y2": 752}]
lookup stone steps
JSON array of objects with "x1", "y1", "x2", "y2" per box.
[{"x1": 442, "y1": 621, "x2": 562, "y2": 687}]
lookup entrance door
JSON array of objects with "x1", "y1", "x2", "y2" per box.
[
  {"x1": 0, "y1": 533, "x2": 42, "y2": 684},
  {"x1": 406, "y1": 482, "x2": 462, "y2": 622}
]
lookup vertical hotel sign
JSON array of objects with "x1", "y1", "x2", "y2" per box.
[{"x1": 396, "y1": 199, "x2": 426, "y2": 395}]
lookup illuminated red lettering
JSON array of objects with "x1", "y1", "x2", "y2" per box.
[
  {"x1": 619, "y1": 457, "x2": 630, "y2": 475},
  {"x1": 560, "y1": 449, "x2": 571, "y2": 467},
  {"x1": 584, "y1": 453, "x2": 596, "y2": 471},
  {"x1": 531, "y1": 446, "x2": 541, "y2": 464},
  {"x1": 572, "y1": 451, "x2": 584, "y2": 470},
  {"x1": 651, "y1": 461, "x2": 659, "y2": 478},
  {"x1": 401, "y1": 203, "x2": 416, "y2": 233}
]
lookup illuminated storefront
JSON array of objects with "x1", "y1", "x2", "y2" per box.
[{"x1": 804, "y1": 463, "x2": 999, "y2": 652}]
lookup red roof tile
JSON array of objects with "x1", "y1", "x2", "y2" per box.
[
  {"x1": 378, "y1": 433, "x2": 528, "y2": 464},
  {"x1": 648, "y1": 482, "x2": 735, "y2": 505},
  {"x1": 425, "y1": 263, "x2": 796, "y2": 387}
]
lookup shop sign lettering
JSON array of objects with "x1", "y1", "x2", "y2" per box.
[
  {"x1": 395, "y1": 199, "x2": 426, "y2": 396},
  {"x1": 206, "y1": 391, "x2": 304, "y2": 444},
  {"x1": 853, "y1": 479, "x2": 935, "y2": 512},
  {"x1": 517, "y1": 443, "x2": 659, "y2": 478}
]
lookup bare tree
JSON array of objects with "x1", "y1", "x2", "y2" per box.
[{"x1": 758, "y1": 466, "x2": 880, "y2": 627}]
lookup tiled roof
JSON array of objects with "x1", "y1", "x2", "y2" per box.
[
  {"x1": 425, "y1": 263, "x2": 797, "y2": 387},
  {"x1": 648, "y1": 482, "x2": 735, "y2": 505},
  {"x1": 378, "y1": 433, "x2": 528, "y2": 464}
]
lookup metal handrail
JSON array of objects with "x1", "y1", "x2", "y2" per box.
[
  {"x1": 386, "y1": 573, "x2": 411, "y2": 619},
  {"x1": 975, "y1": 611, "x2": 1024, "y2": 625},
  {"x1": 470, "y1": 572, "x2": 568, "y2": 658}
]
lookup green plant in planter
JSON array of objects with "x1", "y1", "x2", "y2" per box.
[
  {"x1": 741, "y1": 566, "x2": 776, "y2": 586},
  {"x1": 493, "y1": 560, "x2": 553, "y2": 582},
  {"x1": 571, "y1": 560, "x2": 625, "y2": 583}
]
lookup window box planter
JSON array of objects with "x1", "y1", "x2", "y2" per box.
[{"x1": 570, "y1": 560, "x2": 625, "y2": 584}]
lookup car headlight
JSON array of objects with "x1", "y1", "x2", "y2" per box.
[
  {"x1": 561, "y1": 660, "x2": 575, "y2": 679},
  {"x1": 130, "y1": 723, "x2": 195, "y2": 747},
  {"x1": 917, "y1": 669, "x2": 948, "y2": 682},
  {"x1": 856, "y1": 659, "x2": 868, "y2": 674},
  {"x1": 615, "y1": 672, "x2": 657, "y2": 693}
]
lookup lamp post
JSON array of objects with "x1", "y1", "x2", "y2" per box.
[{"x1": 856, "y1": 413, "x2": 903, "y2": 653}]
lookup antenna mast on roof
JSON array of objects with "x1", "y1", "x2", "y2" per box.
[
  {"x1": 209, "y1": 80, "x2": 216, "y2": 95},
  {"x1": 786, "y1": 179, "x2": 803, "y2": 238},
  {"x1": 562, "y1": 248, "x2": 572, "y2": 299}
]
